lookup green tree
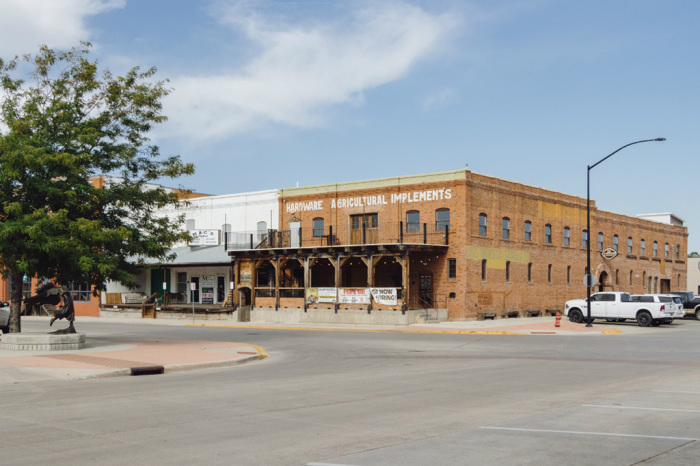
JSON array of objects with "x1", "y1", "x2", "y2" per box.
[{"x1": 0, "y1": 44, "x2": 194, "y2": 333}]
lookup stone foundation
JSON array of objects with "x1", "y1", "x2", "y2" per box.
[{"x1": 0, "y1": 332, "x2": 86, "y2": 351}]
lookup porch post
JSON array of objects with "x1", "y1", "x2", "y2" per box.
[
  {"x1": 275, "y1": 256, "x2": 280, "y2": 310},
  {"x1": 402, "y1": 250, "x2": 409, "y2": 314}
]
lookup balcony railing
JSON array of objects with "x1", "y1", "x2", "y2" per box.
[{"x1": 225, "y1": 222, "x2": 450, "y2": 250}]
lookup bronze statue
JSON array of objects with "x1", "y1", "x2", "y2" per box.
[{"x1": 22, "y1": 283, "x2": 76, "y2": 334}]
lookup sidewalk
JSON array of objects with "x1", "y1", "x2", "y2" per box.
[{"x1": 0, "y1": 315, "x2": 642, "y2": 383}]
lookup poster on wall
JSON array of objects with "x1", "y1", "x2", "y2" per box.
[
  {"x1": 239, "y1": 261, "x2": 252, "y2": 285},
  {"x1": 201, "y1": 275, "x2": 215, "y2": 304},
  {"x1": 370, "y1": 288, "x2": 397, "y2": 305},
  {"x1": 306, "y1": 288, "x2": 337, "y2": 304},
  {"x1": 338, "y1": 288, "x2": 370, "y2": 304}
]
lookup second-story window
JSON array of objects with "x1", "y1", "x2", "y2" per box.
[
  {"x1": 598, "y1": 232, "x2": 604, "y2": 250},
  {"x1": 564, "y1": 227, "x2": 570, "y2": 246},
  {"x1": 313, "y1": 218, "x2": 324, "y2": 237},
  {"x1": 641, "y1": 239, "x2": 646, "y2": 256},
  {"x1": 502, "y1": 217, "x2": 510, "y2": 239},
  {"x1": 545, "y1": 224, "x2": 552, "y2": 244},
  {"x1": 628, "y1": 237, "x2": 633, "y2": 254},
  {"x1": 524, "y1": 221, "x2": 531, "y2": 241},
  {"x1": 582, "y1": 230, "x2": 588, "y2": 248},
  {"x1": 653, "y1": 241, "x2": 658, "y2": 257},
  {"x1": 676, "y1": 244, "x2": 681, "y2": 259},
  {"x1": 664, "y1": 243, "x2": 669, "y2": 258},
  {"x1": 407, "y1": 211, "x2": 420, "y2": 233},
  {"x1": 436, "y1": 209, "x2": 450, "y2": 231},
  {"x1": 613, "y1": 234, "x2": 619, "y2": 252},
  {"x1": 478, "y1": 213, "x2": 487, "y2": 236}
]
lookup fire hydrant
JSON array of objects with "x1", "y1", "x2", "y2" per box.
[{"x1": 555, "y1": 312, "x2": 561, "y2": 328}]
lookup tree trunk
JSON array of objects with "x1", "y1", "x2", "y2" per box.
[{"x1": 8, "y1": 269, "x2": 23, "y2": 333}]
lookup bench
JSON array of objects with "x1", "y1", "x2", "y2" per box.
[
  {"x1": 501, "y1": 310, "x2": 520, "y2": 319},
  {"x1": 477, "y1": 312, "x2": 496, "y2": 321},
  {"x1": 524, "y1": 310, "x2": 541, "y2": 317}
]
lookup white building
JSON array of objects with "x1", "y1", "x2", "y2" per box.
[{"x1": 105, "y1": 189, "x2": 279, "y2": 306}]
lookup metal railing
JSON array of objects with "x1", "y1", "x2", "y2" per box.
[{"x1": 225, "y1": 222, "x2": 450, "y2": 250}]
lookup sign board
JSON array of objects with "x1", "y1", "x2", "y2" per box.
[
  {"x1": 583, "y1": 274, "x2": 597, "y2": 287},
  {"x1": 188, "y1": 229, "x2": 220, "y2": 246},
  {"x1": 306, "y1": 287, "x2": 337, "y2": 304},
  {"x1": 338, "y1": 288, "x2": 370, "y2": 304},
  {"x1": 370, "y1": 288, "x2": 397, "y2": 305},
  {"x1": 201, "y1": 276, "x2": 215, "y2": 304},
  {"x1": 600, "y1": 247, "x2": 618, "y2": 260}
]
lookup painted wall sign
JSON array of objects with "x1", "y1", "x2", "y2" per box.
[
  {"x1": 188, "y1": 229, "x2": 220, "y2": 246},
  {"x1": 465, "y1": 246, "x2": 530, "y2": 269},
  {"x1": 284, "y1": 188, "x2": 452, "y2": 213}
]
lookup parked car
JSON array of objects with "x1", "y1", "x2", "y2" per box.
[
  {"x1": 0, "y1": 302, "x2": 10, "y2": 334},
  {"x1": 631, "y1": 294, "x2": 684, "y2": 324},
  {"x1": 667, "y1": 291, "x2": 700, "y2": 320},
  {"x1": 565, "y1": 291, "x2": 673, "y2": 327}
]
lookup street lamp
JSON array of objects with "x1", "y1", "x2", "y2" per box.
[{"x1": 586, "y1": 138, "x2": 666, "y2": 327}]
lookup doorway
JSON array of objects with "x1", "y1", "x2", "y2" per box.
[
  {"x1": 350, "y1": 213, "x2": 378, "y2": 244},
  {"x1": 419, "y1": 274, "x2": 433, "y2": 308}
]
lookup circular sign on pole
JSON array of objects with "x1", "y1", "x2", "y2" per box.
[
  {"x1": 583, "y1": 274, "x2": 597, "y2": 287},
  {"x1": 600, "y1": 247, "x2": 618, "y2": 260}
]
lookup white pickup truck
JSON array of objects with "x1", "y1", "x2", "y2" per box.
[{"x1": 565, "y1": 291, "x2": 674, "y2": 327}]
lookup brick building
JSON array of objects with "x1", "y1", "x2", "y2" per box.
[{"x1": 227, "y1": 169, "x2": 688, "y2": 321}]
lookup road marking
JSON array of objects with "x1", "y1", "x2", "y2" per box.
[
  {"x1": 583, "y1": 404, "x2": 700, "y2": 413},
  {"x1": 479, "y1": 426, "x2": 697, "y2": 441},
  {"x1": 653, "y1": 390, "x2": 700, "y2": 394}
]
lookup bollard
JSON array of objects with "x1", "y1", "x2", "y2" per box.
[{"x1": 555, "y1": 312, "x2": 561, "y2": 328}]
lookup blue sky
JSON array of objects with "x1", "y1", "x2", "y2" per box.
[{"x1": 1, "y1": 0, "x2": 698, "y2": 251}]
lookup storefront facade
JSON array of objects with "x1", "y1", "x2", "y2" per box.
[{"x1": 228, "y1": 169, "x2": 688, "y2": 321}]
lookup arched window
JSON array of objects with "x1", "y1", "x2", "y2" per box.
[
  {"x1": 582, "y1": 230, "x2": 588, "y2": 248},
  {"x1": 653, "y1": 241, "x2": 658, "y2": 257},
  {"x1": 676, "y1": 244, "x2": 681, "y2": 259},
  {"x1": 564, "y1": 227, "x2": 570, "y2": 246},
  {"x1": 613, "y1": 235, "x2": 619, "y2": 252},
  {"x1": 524, "y1": 221, "x2": 532, "y2": 241},
  {"x1": 502, "y1": 217, "x2": 510, "y2": 239},
  {"x1": 567, "y1": 265, "x2": 571, "y2": 285},
  {"x1": 527, "y1": 263, "x2": 533, "y2": 283},
  {"x1": 548, "y1": 264, "x2": 552, "y2": 284},
  {"x1": 664, "y1": 243, "x2": 669, "y2": 258},
  {"x1": 478, "y1": 213, "x2": 487, "y2": 235},
  {"x1": 436, "y1": 209, "x2": 450, "y2": 231},
  {"x1": 598, "y1": 232, "x2": 604, "y2": 250},
  {"x1": 628, "y1": 237, "x2": 633, "y2": 254},
  {"x1": 313, "y1": 218, "x2": 325, "y2": 237},
  {"x1": 545, "y1": 224, "x2": 552, "y2": 244},
  {"x1": 406, "y1": 210, "x2": 420, "y2": 233},
  {"x1": 629, "y1": 270, "x2": 633, "y2": 286},
  {"x1": 640, "y1": 239, "x2": 646, "y2": 256},
  {"x1": 481, "y1": 259, "x2": 487, "y2": 281},
  {"x1": 615, "y1": 269, "x2": 619, "y2": 286},
  {"x1": 505, "y1": 261, "x2": 511, "y2": 282}
]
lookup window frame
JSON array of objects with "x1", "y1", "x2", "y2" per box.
[{"x1": 478, "y1": 213, "x2": 487, "y2": 236}]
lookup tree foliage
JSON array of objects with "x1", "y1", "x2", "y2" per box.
[{"x1": 0, "y1": 43, "x2": 194, "y2": 332}]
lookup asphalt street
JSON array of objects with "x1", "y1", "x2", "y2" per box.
[{"x1": 2, "y1": 317, "x2": 700, "y2": 465}]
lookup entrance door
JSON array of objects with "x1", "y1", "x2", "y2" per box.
[
  {"x1": 660, "y1": 279, "x2": 670, "y2": 294},
  {"x1": 350, "y1": 213, "x2": 378, "y2": 244},
  {"x1": 419, "y1": 274, "x2": 433, "y2": 308},
  {"x1": 290, "y1": 221, "x2": 301, "y2": 247},
  {"x1": 151, "y1": 269, "x2": 171, "y2": 298},
  {"x1": 217, "y1": 276, "x2": 226, "y2": 303},
  {"x1": 190, "y1": 276, "x2": 200, "y2": 303}
]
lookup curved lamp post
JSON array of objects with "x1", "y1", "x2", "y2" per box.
[{"x1": 586, "y1": 138, "x2": 666, "y2": 327}]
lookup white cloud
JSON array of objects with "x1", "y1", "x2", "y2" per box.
[
  {"x1": 164, "y1": 2, "x2": 459, "y2": 140},
  {"x1": 0, "y1": 0, "x2": 124, "y2": 57}
]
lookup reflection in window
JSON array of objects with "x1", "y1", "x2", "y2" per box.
[
  {"x1": 436, "y1": 209, "x2": 450, "y2": 231},
  {"x1": 313, "y1": 218, "x2": 324, "y2": 237},
  {"x1": 478, "y1": 213, "x2": 487, "y2": 235},
  {"x1": 502, "y1": 217, "x2": 510, "y2": 239},
  {"x1": 407, "y1": 211, "x2": 420, "y2": 233}
]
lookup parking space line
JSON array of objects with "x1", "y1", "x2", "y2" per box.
[
  {"x1": 582, "y1": 404, "x2": 700, "y2": 413},
  {"x1": 479, "y1": 426, "x2": 697, "y2": 441}
]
